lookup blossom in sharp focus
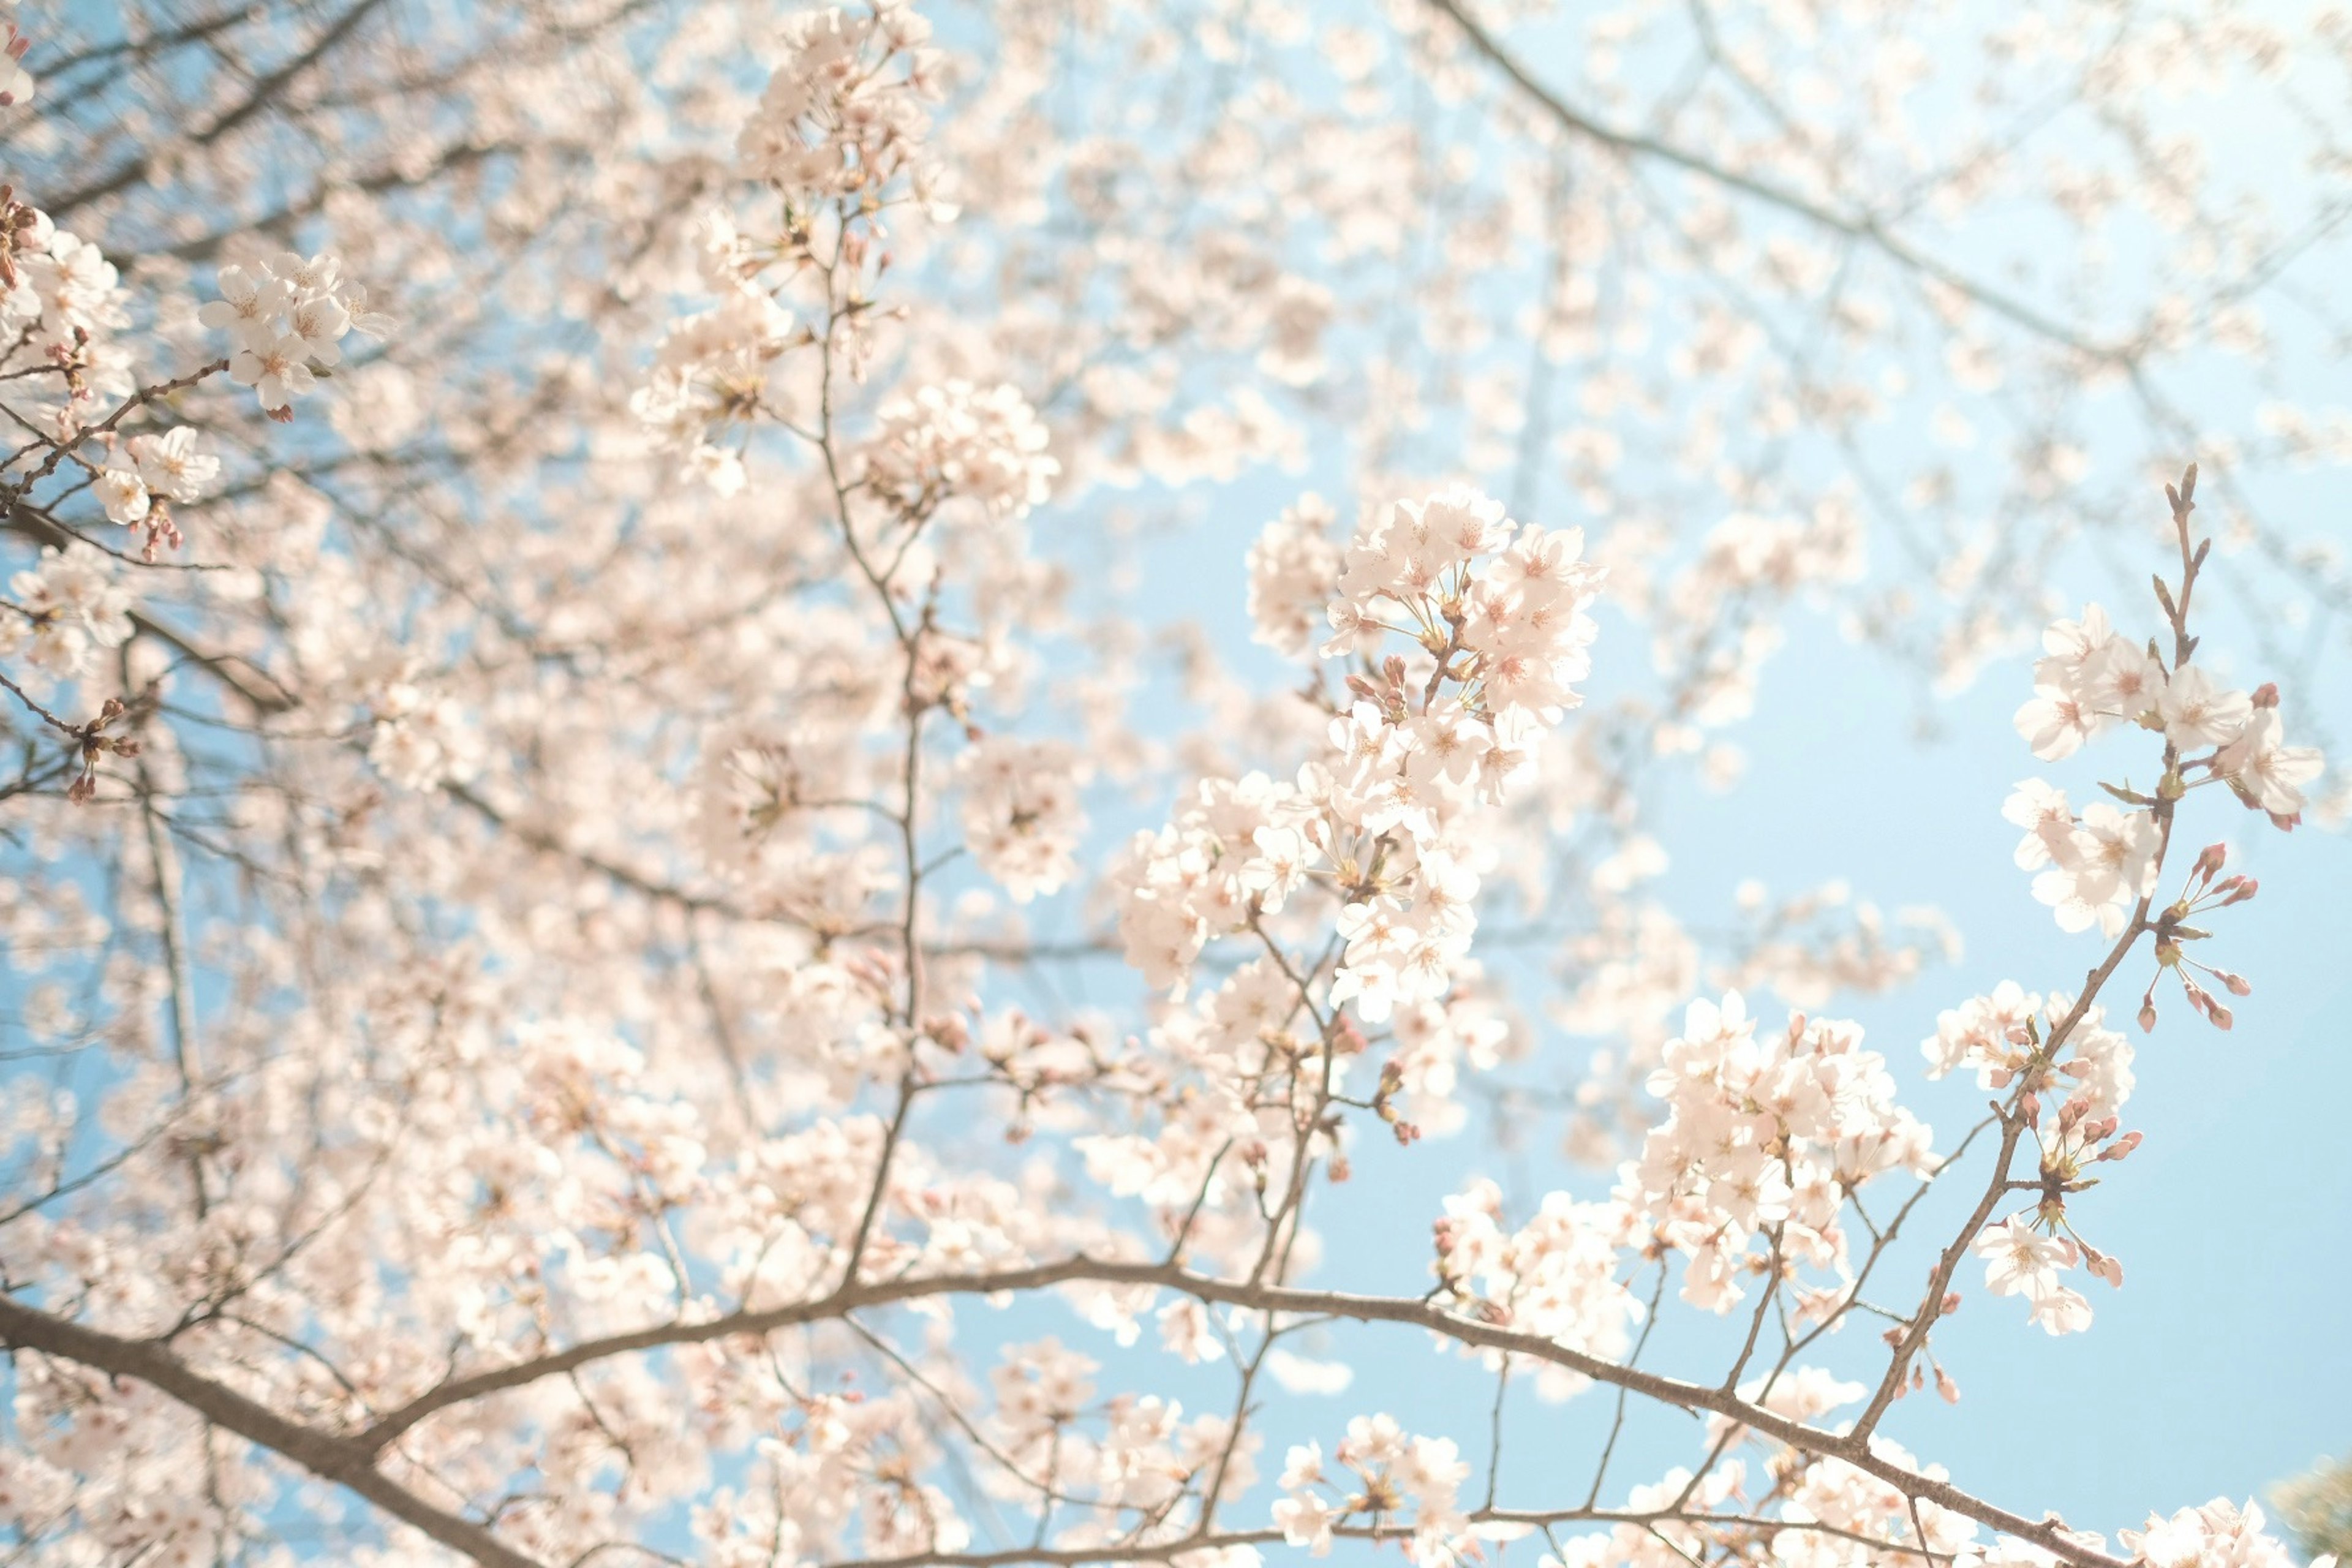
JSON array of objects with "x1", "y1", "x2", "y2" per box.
[
  {"x1": 230, "y1": 336, "x2": 316, "y2": 412},
  {"x1": 197, "y1": 264, "x2": 293, "y2": 352},
  {"x1": 1974, "y1": 1217, "x2": 2073, "y2": 1299},
  {"x1": 127, "y1": 428, "x2": 219, "y2": 504},
  {"x1": 2216, "y1": 707, "x2": 2324, "y2": 821},
  {"x1": 2157, "y1": 664, "x2": 2252, "y2": 752},
  {"x1": 92, "y1": 468, "x2": 148, "y2": 524}
]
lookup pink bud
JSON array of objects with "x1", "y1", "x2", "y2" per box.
[
  {"x1": 2193, "y1": 842, "x2": 2227, "y2": 879},
  {"x1": 2251, "y1": 682, "x2": 2280, "y2": 709},
  {"x1": 1936, "y1": 1367, "x2": 1961, "y2": 1404},
  {"x1": 2210, "y1": 1004, "x2": 2234, "y2": 1031},
  {"x1": 2136, "y1": 1003, "x2": 2157, "y2": 1033},
  {"x1": 2217, "y1": 970, "x2": 2252, "y2": 997},
  {"x1": 2220, "y1": 878, "x2": 2258, "y2": 905}
]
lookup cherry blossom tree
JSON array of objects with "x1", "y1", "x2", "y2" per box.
[{"x1": 0, "y1": 2, "x2": 2346, "y2": 1567}]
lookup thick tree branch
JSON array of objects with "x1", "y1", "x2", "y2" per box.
[
  {"x1": 0, "y1": 1293, "x2": 548, "y2": 1568},
  {"x1": 324, "y1": 1256, "x2": 2130, "y2": 1568}
]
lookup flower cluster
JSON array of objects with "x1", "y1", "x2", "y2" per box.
[
  {"x1": 630, "y1": 282, "x2": 800, "y2": 496},
  {"x1": 981, "y1": 1338, "x2": 1256, "y2": 1549},
  {"x1": 1273, "y1": 1415, "x2": 1472, "y2": 1562},
  {"x1": 364, "y1": 668, "x2": 484, "y2": 793},
  {"x1": 202, "y1": 251, "x2": 390, "y2": 417},
  {"x1": 0, "y1": 196, "x2": 134, "y2": 443},
  {"x1": 1113, "y1": 771, "x2": 1319, "y2": 998},
  {"x1": 1618, "y1": 992, "x2": 1934, "y2": 1313},
  {"x1": 93, "y1": 428, "x2": 222, "y2": 557},
  {"x1": 1921, "y1": 983, "x2": 2135, "y2": 1119},
  {"x1": 1245, "y1": 492, "x2": 1342, "y2": 658},
  {"x1": 1322, "y1": 487, "x2": 1602, "y2": 725},
  {"x1": 2016, "y1": 603, "x2": 2321, "y2": 820},
  {"x1": 0, "y1": 544, "x2": 131, "y2": 682},
  {"x1": 1545, "y1": 1464, "x2": 1750, "y2": 1568},
  {"x1": 1430, "y1": 1178, "x2": 1644, "y2": 1397},
  {"x1": 2120, "y1": 1498, "x2": 2303, "y2": 1568},
  {"x1": 2001, "y1": 781, "x2": 2158, "y2": 938},
  {"x1": 1119, "y1": 488, "x2": 1600, "y2": 1072},
  {"x1": 1925, "y1": 985, "x2": 2139, "y2": 1333},
  {"x1": 2008, "y1": 589, "x2": 2321, "y2": 948},
  {"x1": 864, "y1": 380, "x2": 1058, "y2": 524},
  {"x1": 736, "y1": 2, "x2": 943, "y2": 209},
  {"x1": 1320, "y1": 489, "x2": 1602, "y2": 1019},
  {"x1": 0, "y1": 215, "x2": 125, "y2": 355},
  {"x1": 1972, "y1": 1217, "x2": 2100, "y2": 1336},
  {"x1": 956, "y1": 734, "x2": 1087, "y2": 902}
]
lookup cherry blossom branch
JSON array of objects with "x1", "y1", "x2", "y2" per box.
[
  {"x1": 0, "y1": 358, "x2": 230, "y2": 500},
  {"x1": 0, "y1": 1294, "x2": 543, "y2": 1568},
  {"x1": 1, "y1": 1251, "x2": 2133, "y2": 1568}
]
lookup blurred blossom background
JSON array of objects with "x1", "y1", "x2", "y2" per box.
[{"x1": 0, "y1": 0, "x2": 2348, "y2": 1562}]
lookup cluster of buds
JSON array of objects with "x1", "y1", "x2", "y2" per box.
[
  {"x1": 2136, "y1": 842, "x2": 2258, "y2": 1032},
  {"x1": 67, "y1": 694, "x2": 143, "y2": 804},
  {"x1": 1371, "y1": 1057, "x2": 1423, "y2": 1146},
  {"x1": 1877, "y1": 1303, "x2": 1963, "y2": 1405},
  {"x1": 1994, "y1": 1093, "x2": 2142, "y2": 1306}
]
